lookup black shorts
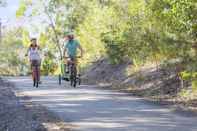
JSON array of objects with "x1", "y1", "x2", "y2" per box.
[{"x1": 31, "y1": 60, "x2": 41, "y2": 67}]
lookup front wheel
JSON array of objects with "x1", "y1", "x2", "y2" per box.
[
  {"x1": 78, "y1": 79, "x2": 81, "y2": 85},
  {"x1": 78, "y1": 74, "x2": 81, "y2": 85},
  {"x1": 35, "y1": 67, "x2": 39, "y2": 88},
  {"x1": 33, "y1": 75, "x2": 39, "y2": 88},
  {"x1": 70, "y1": 75, "x2": 74, "y2": 87},
  {"x1": 70, "y1": 67, "x2": 77, "y2": 87},
  {"x1": 36, "y1": 80, "x2": 39, "y2": 88},
  {"x1": 33, "y1": 78, "x2": 36, "y2": 87}
]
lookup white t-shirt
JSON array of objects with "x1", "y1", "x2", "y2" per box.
[{"x1": 28, "y1": 47, "x2": 41, "y2": 61}]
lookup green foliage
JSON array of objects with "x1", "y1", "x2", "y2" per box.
[
  {"x1": 192, "y1": 80, "x2": 197, "y2": 89},
  {"x1": 180, "y1": 71, "x2": 197, "y2": 80},
  {"x1": 181, "y1": 71, "x2": 193, "y2": 80},
  {"x1": 102, "y1": 33, "x2": 125, "y2": 64},
  {"x1": 16, "y1": 1, "x2": 27, "y2": 17},
  {"x1": 180, "y1": 71, "x2": 197, "y2": 92},
  {"x1": 16, "y1": 0, "x2": 33, "y2": 17},
  {"x1": 39, "y1": 33, "x2": 48, "y2": 48},
  {"x1": 12, "y1": 0, "x2": 196, "y2": 79},
  {"x1": 0, "y1": 28, "x2": 27, "y2": 75},
  {"x1": 22, "y1": 29, "x2": 30, "y2": 47}
]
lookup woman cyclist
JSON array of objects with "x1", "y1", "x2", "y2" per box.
[{"x1": 26, "y1": 38, "x2": 42, "y2": 83}]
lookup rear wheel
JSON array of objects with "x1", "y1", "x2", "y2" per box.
[
  {"x1": 78, "y1": 74, "x2": 81, "y2": 85},
  {"x1": 70, "y1": 75, "x2": 76, "y2": 87},
  {"x1": 33, "y1": 74, "x2": 39, "y2": 88},
  {"x1": 58, "y1": 74, "x2": 62, "y2": 85},
  {"x1": 73, "y1": 76, "x2": 77, "y2": 87},
  {"x1": 78, "y1": 78, "x2": 81, "y2": 85},
  {"x1": 73, "y1": 68, "x2": 77, "y2": 88},
  {"x1": 70, "y1": 75, "x2": 73, "y2": 86},
  {"x1": 70, "y1": 70, "x2": 74, "y2": 86}
]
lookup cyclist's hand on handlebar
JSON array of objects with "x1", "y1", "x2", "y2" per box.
[
  {"x1": 76, "y1": 55, "x2": 83, "y2": 58},
  {"x1": 78, "y1": 54, "x2": 83, "y2": 58},
  {"x1": 64, "y1": 56, "x2": 82, "y2": 58}
]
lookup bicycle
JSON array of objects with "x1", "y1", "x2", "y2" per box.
[
  {"x1": 59, "y1": 57, "x2": 81, "y2": 87},
  {"x1": 31, "y1": 60, "x2": 40, "y2": 88}
]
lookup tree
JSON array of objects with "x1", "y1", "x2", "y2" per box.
[{"x1": 15, "y1": 0, "x2": 197, "y2": 81}]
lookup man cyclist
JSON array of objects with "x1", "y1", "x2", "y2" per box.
[{"x1": 63, "y1": 32, "x2": 83, "y2": 73}]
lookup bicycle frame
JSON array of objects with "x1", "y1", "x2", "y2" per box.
[
  {"x1": 68, "y1": 59, "x2": 77, "y2": 87},
  {"x1": 32, "y1": 64, "x2": 40, "y2": 88},
  {"x1": 58, "y1": 57, "x2": 81, "y2": 87}
]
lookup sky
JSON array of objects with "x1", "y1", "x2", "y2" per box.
[
  {"x1": 0, "y1": 0, "x2": 20, "y2": 26},
  {"x1": 0, "y1": 0, "x2": 48, "y2": 37}
]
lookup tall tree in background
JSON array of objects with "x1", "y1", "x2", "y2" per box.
[{"x1": 14, "y1": 0, "x2": 196, "y2": 81}]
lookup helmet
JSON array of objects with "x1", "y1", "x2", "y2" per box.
[
  {"x1": 64, "y1": 31, "x2": 74, "y2": 36},
  {"x1": 30, "y1": 38, "x2": 37, "y2": 42}
]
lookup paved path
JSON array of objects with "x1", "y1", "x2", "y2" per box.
[{"x1": 7, "y1": 77, "x2": 197, "y2": 131}]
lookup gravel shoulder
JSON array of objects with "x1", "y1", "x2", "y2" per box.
[{"x1": 0, "y1": 78, "x2": 72, "y2": 131}]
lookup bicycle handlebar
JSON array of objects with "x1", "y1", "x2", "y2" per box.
[{"x1": 64, "y1": 56, "x2": 82, "y2": 58}]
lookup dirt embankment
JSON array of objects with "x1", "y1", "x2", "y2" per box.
[
  {"x1": 83, "y1": 58, "x2": 195, "y2": 110},
  {"x1": 0, "y1": 78, "x2": 71, "y2": 131},
  {"x1": 83, "y1": 58, "x2": 132, "y2": 84}
]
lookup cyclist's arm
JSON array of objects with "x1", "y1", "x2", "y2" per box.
[
  {"x1": 37, "y1": 45, "x2": 41, "y2": 50},
  {"x1": 78, "y1": 44, "x2": 84, "y2": 57},
  {"x1": 25, "y1": 47, "x2": 30, "y2": 56},
  {"x1": 63, "y1": 46, "x2": 67, "y2": 57}
]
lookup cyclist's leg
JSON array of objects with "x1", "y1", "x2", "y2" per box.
[
  {"x1": 37, "y1": 60, "x2": 41, "y2": 83},
  {"x1": 72, "y1": 57, "x2": 78, "y2": 78},
  {"x1": 74, "y1": 58, "x2": 79, "y2": 75},
  {"x1": 31, "y1": 60, "x2": 39, "y2": 81},
  {"x1": 29, "y1": 60, "x2": 32, "y2": 77},
  {"x1": 32, "y1": 66, "x2": 35, "y2": 79},
  {"x1": 66, "y1": 62, "x2": 70, "y2": 73},
  {"x1": 66, "y1": 58, "x2": 71, "y2": 73},
  {"x1": 67, "y1": 56, "x2": 75, "y2": 73},
  {"x1": 73, "y1": 58, "x2": 78, "y2": 87},
  {"x1": 30, "y1": 60, "x2": 35, "y2": 80},
  {"x1": 31, "y1": 60, "x2": 37, "y2": 80},
  {"x1": 70, "y1": 57, "x2": 77, "y2": 73}
]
